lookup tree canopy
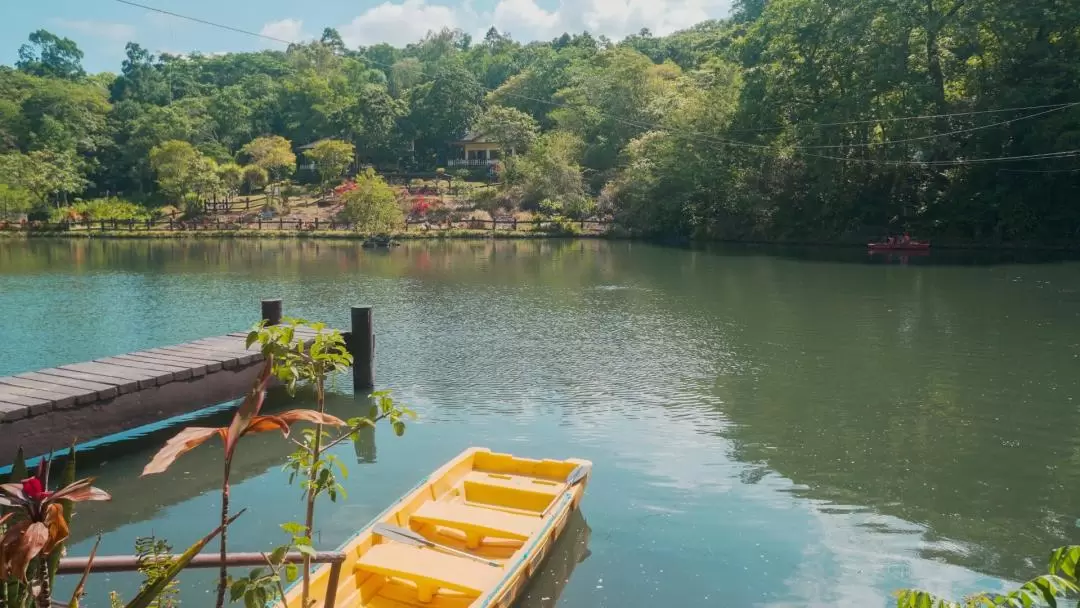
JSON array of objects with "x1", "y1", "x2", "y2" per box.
[{"x1": 1, "y1": 13, "x2": 1078, "y2": 240}]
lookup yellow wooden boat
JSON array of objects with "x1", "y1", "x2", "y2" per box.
[{"x1": 283, "y1": 447, "x2": 592, "y2": 608}]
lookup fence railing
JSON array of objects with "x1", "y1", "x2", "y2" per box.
[
  {"x1": 57, "y1": 551, "x2": 346, "y2": 608},
  {"x1": 446, "y1": 159, "x2": 499, "y2": 167},
  {"x1": 0, "y1": 217, "x2": 612, "y2": 233}
]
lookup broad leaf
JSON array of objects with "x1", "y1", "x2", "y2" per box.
[
  {"x1": 277, "y1": 410, "x2": 347, "y2": 427},
  {"x1": 42, "y1": 503, "x2": 69, "y2": 554},
  {"x1": 49, "y1": 478, "x2": 111, "y2": 503},
  {"x1": 225, "y1": 361, "x2": 274, "y2": 458},
  {"x1": 141, "y1": 427, "x2": 222, "y2": 476}
]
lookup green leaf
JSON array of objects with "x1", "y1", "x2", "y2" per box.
[
  {"x1": 285, "y1": 563, "x2": 299, "y2": 583},
  {"x1": 393, "y1": 421, "x2": 405, "y2": 436},
  {"x1": 295, "y1": 544, "x2": 317, "y2": 558},
  {"x1": 230, "y1": 579, "x2": 247, "y2": 602},
  {"x1": 368, "y1": 405, "x2": 379, "y2": 420},
  {"x1": 269, "y1": 546, "x2": 288, "y2": 567},
  {"x1": 123, "y1": 510, "x2": 243, "y2": 608}
]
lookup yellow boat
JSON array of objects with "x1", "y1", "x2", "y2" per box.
[{"x1": 283, "y1": 447, "x2": 592, "y2": 608}]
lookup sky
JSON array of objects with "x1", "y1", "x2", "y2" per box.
[{"x1": 1, "y1": 0, "x2": 734, "y2": 73}]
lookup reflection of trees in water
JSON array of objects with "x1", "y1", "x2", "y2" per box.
[
  {"x1": 703, "y1": 256, "x2": 1080, "y2": 582},
  {"x1": 352, "y1": 424, "x2": 376, "y2": 464},
  {"x1": 65, "y1": 388, "x2": 376, "y2": 544},
  {"x1": 517, "y1": 510, "x2": 592, "y2": 608}
]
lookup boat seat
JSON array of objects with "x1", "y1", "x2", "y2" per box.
[
  {"x1": 410, "y1": 502, "x2": 540, "y2": 549},
  {"x1": 463, "y1": 471, "x2": 563, "y2": 512},
  {"x1": 355, "y1": 543, "x2": 501, "y2": 603}
]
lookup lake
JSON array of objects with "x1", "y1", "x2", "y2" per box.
[{"x1": 2, "y1": 238, "x2": 1080, "y2": 607}]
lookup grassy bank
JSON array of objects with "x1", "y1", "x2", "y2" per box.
[{"x1": 0, "y1": 228, "x2": 612, "y2": 240}]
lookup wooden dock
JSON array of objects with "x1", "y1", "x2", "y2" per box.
[{"x1": 0, "y1": 300, "x2": 375, "y2": 462}]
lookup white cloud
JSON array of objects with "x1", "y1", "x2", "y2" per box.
[
  {"x1": 334, "y1": 0, "x2": 730, "y2": 48},
  {"x1": 491, "y1": 0, "x2": 560, "y2": 40},
  {"x1": 51, "y1": 19, "x2": 137, "y2": 43},
  {"x1": 339, "y1": 0, "x2": 460, "y2": 48},
  {"x1": 260, "y1": 18, "x2": 307, "y2": 43}
]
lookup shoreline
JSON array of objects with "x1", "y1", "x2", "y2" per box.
[
  {"x1": 1, "y1": 229, "x2": 1078, "y2": 252},
  {"x1": 0, "y1": 228, "x2": 610, "y2": 241}
]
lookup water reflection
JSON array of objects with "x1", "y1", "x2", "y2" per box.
[
  {"x1": 5, "y1": 239, "x2": 1080, "y2": 606},
  {"x1": 519, "y1": 511, "x2": 592, "y2": 608},
  {"x1": 352, "y1": 424, "x2": 377, "y2": 464}
]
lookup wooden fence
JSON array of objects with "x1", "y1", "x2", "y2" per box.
[{"x1": 0, "y1": 217, "x2": 612, "y2": 233}]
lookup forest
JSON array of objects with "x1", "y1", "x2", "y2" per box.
[{"x1": 1, "y1": 0, "x2": 1079, "y2": 242}]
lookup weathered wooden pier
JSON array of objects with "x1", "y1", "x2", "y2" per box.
[{"x1": 0, "y1": 300, "x2": 374, "y2": 462}]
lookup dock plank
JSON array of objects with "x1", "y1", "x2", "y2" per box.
[
  {"x1": 0, "y1": 402, "x2": 29, "y2": 421},
  {"x1": 187, "y1": 340, "x2": 261, "y2": 364},
  {"x1": 0, "y1": 383, "x2": 76, "y2": 409},
  {"x1": 2, "y1": 325, "x2": 342, "y2": 435},
  {"x1": 59, "y1": 363, "x2": 164, "y2": 389},
  {"x1": 0, "y1": 389, "x2": 53, "y2": 414},
  {"x1": 15, "y1": 372, "x2": 119, "y2": 400},
  {"x1": 109, "y1": 354, "x2": 197, "y2": 375},
  {"x1": 0, "y1": 377, "x2": 97, "y2": 404},
  {"x1": 37, "y1": 369, "x2": 138, "y2": 394},
  {"x1": 95, "y1": 357, "x2": 186, "y2": 381},
  {"x1": 134, "y1": 350, "x2": 218, "y2": 373},
  {"x1": 153, "y1": 345, "x2": 240, "y2": 365}
]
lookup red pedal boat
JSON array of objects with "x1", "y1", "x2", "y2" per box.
[{"x1": 868, "y1": 240, "x2": 930, "y2": 252}]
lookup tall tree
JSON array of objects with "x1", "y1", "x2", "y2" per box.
[
  {"x1": 240, "y1": 135, "x2": 296, "y2": 183},
  {"x1": 16, "y1": 30, "x2": 85, "y2": 80},
  {"x1": 303, "y1": 139, "x2": 355, "y2": 191}
]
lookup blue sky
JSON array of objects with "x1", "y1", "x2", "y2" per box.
[{"x1": 1, "y1": 0, "x2": 733, "y2": 73}]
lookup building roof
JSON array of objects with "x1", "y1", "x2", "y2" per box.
[{"x1": 451, "y1": 131, "x2": 499, "y2": 145}]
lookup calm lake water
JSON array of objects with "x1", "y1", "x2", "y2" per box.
[{"x1": 3, "y1": 238, "x2": 1080, "y2": 607}]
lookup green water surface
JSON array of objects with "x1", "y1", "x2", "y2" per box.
[{"x1": 3, "y1": 239, "x2": 1080, "y2": 607}]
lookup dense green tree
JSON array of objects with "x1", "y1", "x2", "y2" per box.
[
  {"x1": 303, "y1": 139, "x2": 355, "y2": 191},
  {"x1": 3, "y1": 10, "x2": 1080, "y2": 240},
  {"x1": 405, "y1": 62, "x2": 484, "y2": 163},
  {"x1": 0, "y1": 183, "x2": 32, "y2": 218},
  {"x1": 472, "y1": 106, "x2": 539, "y2": 154},
  {"x1": 16, "y1": 30, "x2": 85, "y2": 80},
  {"x1": 340, "y1": 168, "x2": 403, "y2": 231},
  {"x1": 0, "y1": 149, "x2": 87, "y2": 207},
  {"x1": 217, "y1": 162, "x2": 243, "y2": 200},
  {"x1": 149, "y1": 140, "x2": 201, "y2": 201},
  {"x1": 240, "y1": 135, "x2": 296, "y2": 183},
  {"x1": 111, "y1": 43, "x2": 170, "y2": 105},
  {"x1": 242, "y1": 164, "x2": 269, "y2": 193}
]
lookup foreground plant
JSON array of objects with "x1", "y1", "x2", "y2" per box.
[
  {"x1": 249, "y1": 318, "x2": 414, "y2": 607},
  {"x1": 141, "y1": 358, "x2": 345, "y2": 608},
  {"x1": 0, "y1": 455, "x2": 110, "y2": 607},
  {"x1": 897, "y1": 545, "x2": 1080, "y2": 607}
]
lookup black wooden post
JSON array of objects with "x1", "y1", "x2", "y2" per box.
[
  {"x1": 350, "y1": 306, "x2": 374, "y2": 390},
  {"x1": 512, "y1": 217, "x2": 518, "y2": 231},
  {"x1": 100, "y1": 220, "x2": 106, "y2": 232},
  {"x1": 314, "y1": 218, "x2": 319, "y2": 231},
  {"x1": 261, "y1": 299, "x2": 283, "y2": 326},
  {"x1": 258, "y1": 218, "x2": 262, "y2": 230},
  {"x1": 279, "y1": 217, "x2": 284, "y2": 231}
]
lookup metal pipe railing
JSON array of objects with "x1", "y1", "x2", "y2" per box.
[{"x1": 56, "y1": 551, "x2": 347, "y2": 607}]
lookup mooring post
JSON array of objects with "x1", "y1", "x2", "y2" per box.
[
  {"x1": 262, "y1": 299, "x2": 283, "y2": 326},
  {"x1": 351, "y1": 305, "x2": 374, "y2": 390}
]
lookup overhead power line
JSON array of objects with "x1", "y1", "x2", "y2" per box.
[{"x1": 112, "y1": 0, "x2": 1080, "y2": 168}]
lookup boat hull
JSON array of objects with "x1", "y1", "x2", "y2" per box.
[{"x1": 282, "y1": 447, "x2": 592, "y2": 608}]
